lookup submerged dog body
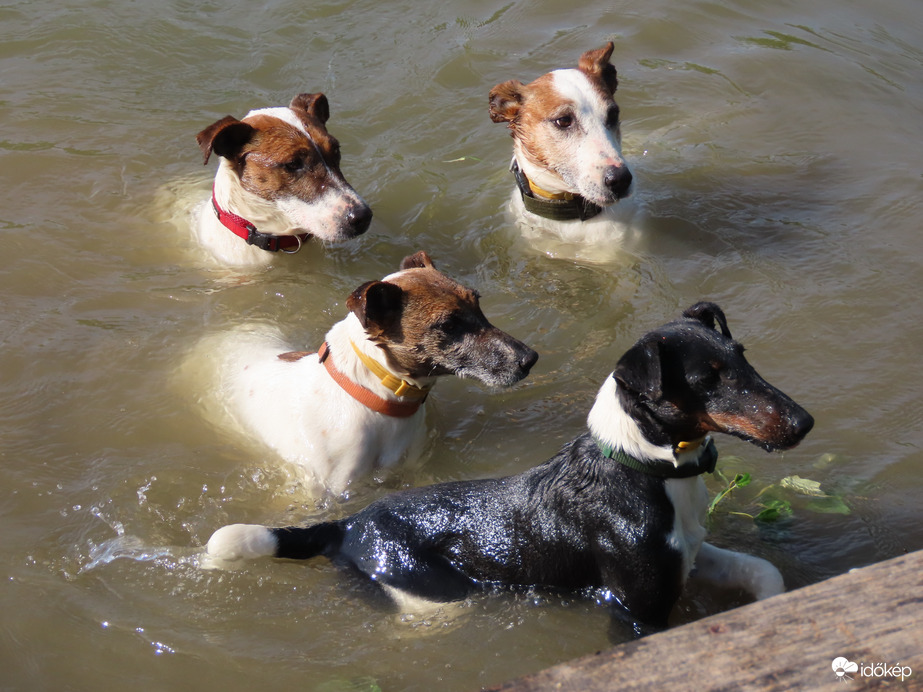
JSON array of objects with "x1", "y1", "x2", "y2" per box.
[
  {"x1": 489, "y1": 43, "x2": 635, "y2": 247},
  {"x1": 194, "y1": 93, "x2": 372, "y2": 267},
  {"x1": 206, "y1": 302, "x2": 813, "y2": 631},
  {"x1": 204, "y1": 251, "x2": 537, "y2": 494}
]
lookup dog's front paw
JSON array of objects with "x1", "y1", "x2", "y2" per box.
[
  {"x1": 751, "y1": 559, "x2": 785, "y2": 600},
  {"x1": 205, "y1": 523, "x2": 277, "y2": 561}
]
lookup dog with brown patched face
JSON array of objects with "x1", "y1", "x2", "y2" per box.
[
  {"x1": 490, "y1": 43, "x2": 635, "y2": 248},
  {"x1": 194, "y1": 93, "x2": 372, "y2": 267},
  {"x1": 194, "y1": 251, "x2": 537, "y2": 495}
]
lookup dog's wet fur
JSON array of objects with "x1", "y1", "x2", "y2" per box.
[
  {"x1": 206, "y1": 302, "x2": 813, "y2": 632},
  {"x1": 200, "y1": 251, "x2": 537, "y2": 494}
]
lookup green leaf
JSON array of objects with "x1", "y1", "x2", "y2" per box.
[
  {"x1": 755, "y1": 507, "x2": 781, "y2": 522},
  {"x1": 755, "y1": 499, "x2": 792, "y2": 522},
  {"x1": 780, "y1": 475, "x2": 825, "y2": 497},
  {"x1": 733, "y1": 472, "x2": 752, "y2": 488},
  {"x1": 806, "y1": 495, "x2": 851, "y2": 515}
]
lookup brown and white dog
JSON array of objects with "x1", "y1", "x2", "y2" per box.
[
  {"x1": 194, "y1": 93, "x2": 372, "y2": 267},
  {"x1": 490, "y1": 43, "x2": 634, "y2": 248},
  {"x1": 194, "y1": 251, "x2": 537, "y2": 495}
]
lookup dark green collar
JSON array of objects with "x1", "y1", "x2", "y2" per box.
[
  {"x1": 593, "y1": 437, "x2": 718, "y2": 479},
  {"x1": 511, "y1": 161, "x2": 603, "y2": 222}
]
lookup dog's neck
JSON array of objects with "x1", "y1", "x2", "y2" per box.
[
  {"x1": 212, "y1": 165, "x2": 303, "y2": 241},
  {"x1": 587, "y1": 375, "x2": 710, "y2": 469},
  {"x1": 512, "y1": 141, "x2": 573, "y2": 197},
  {"x1": 509, "y1": 153, "x2": 603, "y2": 222},
  {"x1": 323, "y1": 315, "x2": 438, "y2": 402}
]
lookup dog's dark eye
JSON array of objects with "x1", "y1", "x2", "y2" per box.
[
  {"x1": 439, "y1": 314, "x2": 463, "y2": 333},
  {"x1": 282, "y1": 157, "x2": 305, "y2": 174},
  {"x1": 719, "y1": 369, "x2": 736, "y2": 382},
  {"x1": 438, "y1": 312, "x2": 475, "y2": 337},
  {"x1": 552, "y1": 114, "x2": 574, "y2": 130},
  {"x1": 605, "y1": 104, "x2": 620, "y2": 129},
  {"x1": 327, "y1": 141, "x2": 341, "y2": 165}
]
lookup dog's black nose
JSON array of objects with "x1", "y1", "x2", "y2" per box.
[
  {"x1": 519, "y1": 348, "x2": 539, "y2": 373},
  {"x1": 348, "y1": 204, "x2": 373, "y2": 235},
  {"x1": 604, "y1": 165, "x2": 633, "y2": 197},
  {"x1": 791, "y1": 407, "x2": 815, "y2": 439}
]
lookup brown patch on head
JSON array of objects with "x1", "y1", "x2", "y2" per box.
[
  {"x1": 700, "y1": 411, "x2": 781, "y2": 443},
  {"x1": 347, "y1": 261, "x2": 483, "y2": 379},
  {"x1": 230, "y1": 112, "x2": 342, "y2": 202},
  {"x1": 489, "y1": 80, "x2": 526, "y2": 125},
  {"x1": 489, "y1": 42, "x2": 618, "y2": 129},
  {"x1": 290, "y1": 92, "x2": 330, "y2": 126},
  {"x1": 489, "y1": 71, "x2": 574, "y2": 175},
  {"x1": 347, "y1": 280, "x2": 405, "y2": 339},
  {"x1": 399, "y1": 250, "x2": 436, "y2": 271},
  {"x1": 196, "y1": 116, "x2": 254, "y2": 165},
  {"x1": 347, "y1": 253, "x2": 538, "y2": 385},
  {"x1": 488, "y1": 43, "x2": 621, "y2": 181},
  {"x1": 577, "y1": 42, "x2": 618, "y2": 96},
  {"x1": 195, "y1": 95, "x2": 345, "y2": 204}
]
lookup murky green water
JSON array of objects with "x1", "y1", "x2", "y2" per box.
[{"x1": 2, "y1": 0, "x2": 922, "y2": 689}]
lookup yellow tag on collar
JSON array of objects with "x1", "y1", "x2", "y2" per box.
[
  {"x1": 527, "y1": 177, "x2": 575, "y2": 201},
  {"x1": 350, "y1": 341, "x2": 430, "y2": 399},
  {"x1": 675, "y1": 437, "x2": 707, "y2": 454}
]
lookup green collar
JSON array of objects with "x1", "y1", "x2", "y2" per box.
[
  {"x1": 511, "y1": 161, "x2": 603, "y2": 221},
  {"x1": 593, "y1": 437, "x2": 718, "y2": 479}
]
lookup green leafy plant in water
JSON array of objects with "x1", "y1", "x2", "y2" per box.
[
  {"x1": 707, "y1": 472, "x2": 751, "y2": 517},
  {"x1": 708, "y1": 467, "x2": 850, "y2": 523}
]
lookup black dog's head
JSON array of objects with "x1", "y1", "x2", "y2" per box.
[{"x1": 613, "y1": 302, "x2": 814, "y2": 451}]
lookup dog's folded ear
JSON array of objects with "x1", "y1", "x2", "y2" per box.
[
  {"x1": 290, "y1": 92, "x2": 330, "y2": 125},
  {"x1": 683, "y1": 302, "x2": 732, "y2": 339},
  {"x1": 578, "y1": 42, "x2": 618, "y2": 95},
  {"x1": 399, "y1": 251, "x2": 436, "y2": 271},
  {"x1": 489, "y1": 81, "x2": 525, "y2": 124},
  {"x1": 613, "y1": 337, "x2": 663, "y2": 402},
  {"x1": 347, "y1": 281, "x2": 404, "y2": 336},
  {"x1": 196, "y1": 116, "x2": 256, "y2": 165}
]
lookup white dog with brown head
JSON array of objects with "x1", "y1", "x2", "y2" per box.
[
  {"x1": 490, "y1": 43, "x2": 635, "y2": 251},
  {"x1": 194, "y1": 93, "x2": 372, "y2": 267},
  {"x1": 196, "y1": 251, "x2": 538, "y2": 495}
]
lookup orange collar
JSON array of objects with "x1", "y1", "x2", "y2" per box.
[{"x1": 317, "y1": 342, "x2": 424, "y2": 418}]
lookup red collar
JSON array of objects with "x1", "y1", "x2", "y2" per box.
[
  {"x1": 278, "y1": 343, "x2": 424, "y2": 418},
  {"x1": 211, "y1": 187, "x2": 310, "y2": 253}
]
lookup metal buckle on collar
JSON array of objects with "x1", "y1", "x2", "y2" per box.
[{"x1": 281, "y1": 234, "x2": 303, "y2": 254}]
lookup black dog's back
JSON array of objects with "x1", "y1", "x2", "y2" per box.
[{"x1": 270, "y1": 433, "x2": 684, "y2": 627}]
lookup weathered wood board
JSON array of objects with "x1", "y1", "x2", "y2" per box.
[{"x1": 489, "y1": 550, "x2": 922, "y2": 691}]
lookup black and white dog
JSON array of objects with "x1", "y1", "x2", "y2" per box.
[{"x1": 205, "y1": 303, "x2": 813, "y2": 631}]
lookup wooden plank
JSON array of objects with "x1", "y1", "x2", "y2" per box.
[{"x1": 488, "y1": 551, "x2": 923, "y2": 691}]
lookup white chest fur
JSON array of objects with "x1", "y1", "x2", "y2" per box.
[{"x1": 664, "y1": 476, "x2": 709, "y2": 580}]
